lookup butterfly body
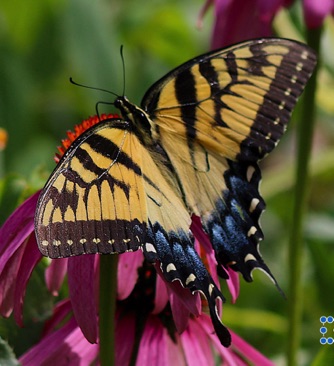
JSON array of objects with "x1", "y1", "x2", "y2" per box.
[{"x1": 35, "y1": 38, "x2": 317, "y2": 346}]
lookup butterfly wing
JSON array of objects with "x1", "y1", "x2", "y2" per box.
[
  {"x1": 141, "y1": 38, "x2": 317, "y2": 281},
  {"x1": 35, "y1": 118, "x2": 231, "y2": 345},
  {"x1": 35, "y1": 119, "x2": 148, "y2": 258}
]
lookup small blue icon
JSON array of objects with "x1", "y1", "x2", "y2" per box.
[
  {"x1": 320, "y1": 316, "x2": 327, "y2": 323},
  {"x1": 320, "y1": 337, "x2": 327, "y2": 345},
  {"x1": 320, "y1": 327, "x2": 327, "y2": 334},
  {"x1": 320, "y1": 316, "x2": 334, "y2": 344}
]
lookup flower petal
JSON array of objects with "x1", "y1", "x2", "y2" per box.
[
  {"x1": 155, "y1": 263, "x2": 201, "y2": 317},
  {"x1": 181, "y1": 318, "x2": 215, "y2": 366},
  {"x1": 19, "y1": 317, "x2": 98, "y2": 366},
  {"x1": 168, "y1": 289, "x2": 191, "y2": 334},
  {"x1": 303, "y1": 0, "x2": 333, "y2": 28},
  {"x1": 152, "y1": 273, "x2": 169, "y2": 314},
  {"x1": 117, "y1": 250, "x2": 144, "y2": 300},
  {"x1": 231, "y1": 330, "x2": 275, "y2": 366},
  {"x1": 14, "y1": 234, "x2": 42, "y2": 326},
  {"x1": 115, "y1": 309, "x2": 136, "y2": 365},
  {"x1": 136, "y1": 316, "x2": 165, "y2": 366},
  {"x1": 0, "y1": 191, "x2": 39, "y2": 271},
  {"x1": 45, "y1": 258, "x2": 68, "y2": 296},
  {"x1": 209, "y1": 0, "x2": 284, "y2": 48},
  {"x1": 226, "y1": 266, "x2": 240, "y2": 304},
  {"x1": 0, "y1": 238, "x2": 27, "y2": 317},
  {"x1": 42, "y1": 299, "x2": 72, "y2": 336},
  {"x1": 68, "y1": 255, "x2": 98, "y2": 344}
]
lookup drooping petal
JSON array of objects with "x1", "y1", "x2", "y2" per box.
[
  {"x1": 45, "y1": 258, "x2": 68, "y2": 296},
  {"x1": 226, "y1": 266, "x2": 240, "y2": 304},
  {"x1": 42, "y1": 299, "x2": 72, "y2": 336},
  {"x1": 136, "y1": 315, "x2": 168, "y2": 366},
  {"x1": 68, "y1": 255, "x2": 98, "y2": 344},
  {"x1": 155, "y1": 263, "x2": 201, "y2": 317},
  {"x1": 164, "y1": 327, "x2": 186, "y2": 366},
  {"x1": 117, "y1": 250, "x2": 144, "y2": 300},
  {"x1": 197, "y1": 314, "x2": 239, "y2": 365},
  {"x1": 0, "y1": 191, "x2": 39, "y2": 269},
  {"x1": 0, "y1": 238, "x2": 27, "y2": 317},
  {"x1": 231, "y1": 331, "x2": 275, "y2": 366},
  {"x1": 19, "y1": 317, "x2": 99, "y2": 366},
  {"x1": 14, "y1": 234, "x2": 42, "y2": 326},
  {"x1": 181, "y1": 318, "x2": 215, "y2": 366},
  {"x1": 168, "y1": 289, "x2": 191, "y2": 334},
  {"x1": 115, "y1": 309, "x2": 136, "y2": 365},
  {"x1": 152, "y1": 273, "x2": 169, "y2": 314}
]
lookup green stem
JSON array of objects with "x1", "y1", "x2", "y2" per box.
[
  {"x1": 287, "y1": 29, "x2": 321, "y2": 366},
  {"x1": 99, "y1": 254, "x2": 118, "y2": 366}
]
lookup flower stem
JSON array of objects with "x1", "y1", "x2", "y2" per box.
[
  {"x1": 99, "y1": 254, "x2": 118, "y2": 366},
  {"x1": 287, "y1": 29, "x2": 321, "y2": 366}
]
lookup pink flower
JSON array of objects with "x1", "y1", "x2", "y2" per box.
[
  {"x1": 0, "y1": 191, "x2": 274, "y2": 365},
  {"x1": 303, "y1": 0, "x2": 334, "y2": 28},
  {"x1": 0, "y1": 193, "x2": 238, "y2": 345},
  {"x1": 19, "y1": 290, "x2": 274, "y2": 366},
  {"x1": 199, "y1": 0, "x2": 293, "y2": 49},
  {"x1": 199, "y1": 0, "x2": 332, "y2": 48}
]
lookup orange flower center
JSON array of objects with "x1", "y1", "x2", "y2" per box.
[{"x1": 54, "y1": 113, "x2": 120, "y2": 163}]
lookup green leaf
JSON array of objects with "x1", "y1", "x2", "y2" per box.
[
  {"x1": 0, "y1": 337, "x2": 20, "y2": 366},
  {"x1": 0, "y1": 174, "x2": 27, "y2": 225},
  {"x1": 311, "y1": 346, "x2": 334, "y2": 366}
]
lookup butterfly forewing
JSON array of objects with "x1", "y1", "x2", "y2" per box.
[
  {"x1": 142, "y1": 38, "x2": 317, "y2": 281},
  {"x1": 35, "y1": 121, "x2": 149, "y2": 258},
  {"x1": 143, "y1": 38, "x2": 316, "y2": 161}
]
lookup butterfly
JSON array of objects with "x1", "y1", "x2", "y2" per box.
[{"x1": 35, "y1": 38, "x2": 316, "y2": 346}]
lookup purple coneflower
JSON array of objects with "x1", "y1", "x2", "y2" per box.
[{"x1": 0, "y1": 114, "x2": 274, "y2": 365}]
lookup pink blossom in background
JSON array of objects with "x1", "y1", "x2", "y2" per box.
[
  {"x1": 303, "y1": 0, "x2": 334, "y2": 28},
  {"x1": 199, "y1": 0, "x2": 293, "y2": 49}
]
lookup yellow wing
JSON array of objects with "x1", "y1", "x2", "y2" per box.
[
  {"x1": 141, "y1": 38, "x2": 317, "y2": 281},
  {"x1": 34, "y1": 118, "x2": 231, "y2": 345},
  {"x1": 35, "y1": 119, "x2": 189, "y2": 258}
]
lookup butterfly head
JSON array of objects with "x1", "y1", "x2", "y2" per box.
[{"x1": 114, "y1": 96, "x2": 157, "y2": 145}]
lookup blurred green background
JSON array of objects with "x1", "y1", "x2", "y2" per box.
[{"x1": 1, "y1": 0, "x2": 334, "y2": 365}]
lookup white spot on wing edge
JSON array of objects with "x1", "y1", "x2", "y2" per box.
[
  {"x1": 244, "y1": 253, "x2": 257, "y2": 262},
  {"x1": 145, "y1": 243, "x2": 156, "y2": 253},
  {"x1": 185, "y1": 273, "x2": 196, "y2": 286},
  {"x1": 249, "y1": 198, "x2": 260, "y2": 213},
  {"x1": 166, "y1": 263, "x2": 177, "y2": 273},
  {"x1": 247, "y1": 226, "x2": 257, "y2": 237},
  {"x1": 247, "y1": 166, "x2": 256, "y2": 182}
]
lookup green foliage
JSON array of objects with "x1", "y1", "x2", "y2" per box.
[
  {"x1": 0, "y1": 337, "x2": 20, "y2": 366},
  {"x1": 1, "y1": 0, "x2": 334, "y2": 364}
]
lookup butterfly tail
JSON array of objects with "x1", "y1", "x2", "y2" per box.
[{"x1": 143, "y1": 220, "x2": 231, "y2": 347}]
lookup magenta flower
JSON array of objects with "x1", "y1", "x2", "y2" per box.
[
  {"x1": 17, "y1": 265, "x2": 273, "y2": 366},
  {"x1": 303, "y1": 0, "x2": 334, "y2": 28},
  {"x1": 199, "y1": 0, "x2": 293, "y2": 48},
  {"x1": 0, "y1": 185, "x2": 275, "y2": 365}
]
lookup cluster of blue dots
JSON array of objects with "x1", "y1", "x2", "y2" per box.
[{"x1": 320, "y1": 316, "x2": 334, "y2": 345}]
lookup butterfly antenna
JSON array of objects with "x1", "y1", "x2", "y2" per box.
[
  {"x1": 69, "y1": 77, "x2": 119, "y2": 98},
  {"x1": 120, "y1": 45, "x2": 126, "y2": 97}
]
